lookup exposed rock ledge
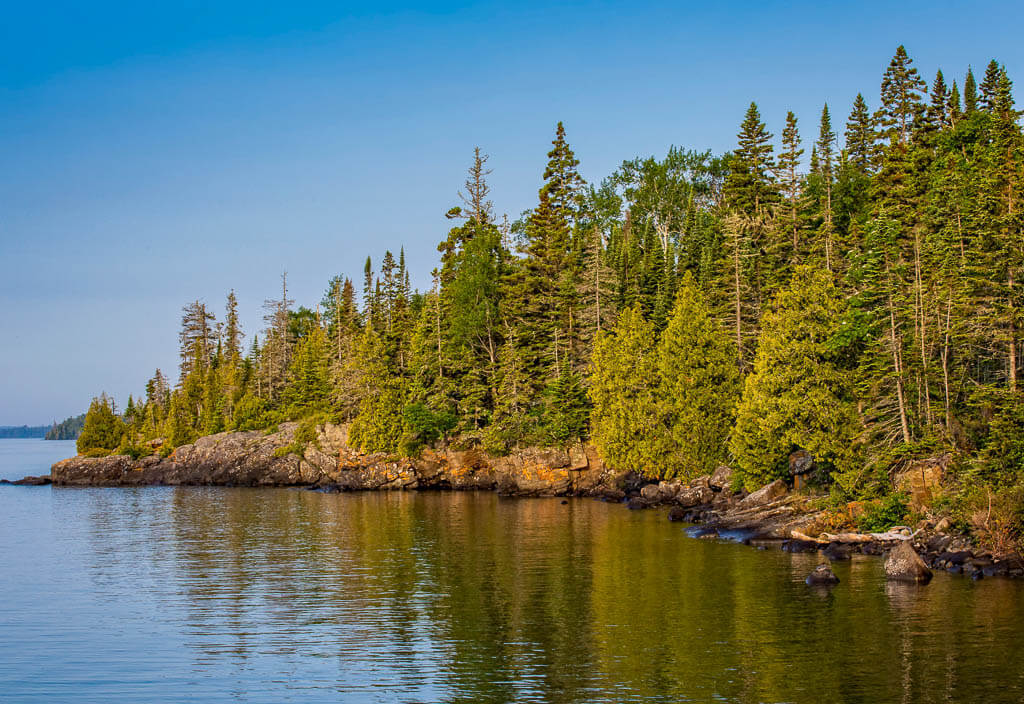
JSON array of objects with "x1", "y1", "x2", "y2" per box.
[{"x1": 50, "y1": 422, "x2": 628, "y2": 496}]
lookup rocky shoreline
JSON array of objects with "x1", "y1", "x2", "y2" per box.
[{"x1": 14, "y1": 422, "x2": 1024, "y2": 580}]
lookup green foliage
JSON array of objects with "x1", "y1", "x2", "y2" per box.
[
  {"x1": 657, "y1": 274, "x2": 739, "y2": 479},
  {"x1": 273, "y1": 415, "x2": 325, "y2": 458},
  {"x1": 101, "y1": 47, "x2": 1024, "y2": 548},
  {"x1": 284, "y1": 323, "x2": 332, "y2": 419},
  {"x1": 46, "y1": 413, "x2": 86, "y2": 440},
  {"x1": 233, "y1": 392, "x2": 269, "y2": 431},
  {"x1": 399, "y1": 403, "x2": 457, "y2": 456},
  {"x1": 856, "y1": 492, "x2": 910, "y2": 532},
  {"x1": 730, "y1": 266, "x2": 858, "y2": 491},
  {"x1": 348, "y1": 326, "x2": 406, "y2": 454},
  {"x1": 77, "y1": 394, "x2": 125, "y2": 456},
  {"x1": 542, "y1": 366, "x2": 589, "y2": 446},
  {"x1": 588, "y1": 307, "x2": 663, "y2": 476}
]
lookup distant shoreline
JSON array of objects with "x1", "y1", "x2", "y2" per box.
[{"x1": 0, "y1": 426, "x2": 49, "y2": 439}]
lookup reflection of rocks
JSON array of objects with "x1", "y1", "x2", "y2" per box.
[{"x1": 885, "y1": 541, "x2": 933, "y2": 583}]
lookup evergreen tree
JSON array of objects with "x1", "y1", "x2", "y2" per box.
[
  {"x1": 588, "y1": 307, "x2": 663, "y2": 476},
  {"x1": 77, "y1": 394, "x2": 125, "y2": 456},
  {"x1": 964, "y1": 67, "x2": 978, "y2": 115},
  {"x1": 285, "y1": 321, "x2": 332, "y2": 418},
  {"x1": 875, "y1": 45, "x2": 927, "y2": 148},
  {"x1": 657, "y1": 274, "x2": 739, "y2": 478},
  {"x1": 347, "y1": 325, "x2": 406, "y2": 453},
  {"x1": 980, "y1": 59, "x2": 1003, "y2": 112},
  {"x1": 730, "y1": 266, "x2": 858, "y2": 490},
  {"x1": 845, "y1": 93, "x2": 875, "y2": 172},
  {"x1": 815, "y1": 104, "x2": 837, "y2": 269},
  {"x1": 777, "y1": 111, "x2": 804, "y2": 263},
  {"x1": 725, "y1": 102, "x2": 777, "y2": 216}
]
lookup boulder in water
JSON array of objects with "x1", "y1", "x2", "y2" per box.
[
  {"x1": 885, "y1": 541, "x2": 933, "y2": 583},
  {"x1": 806, "y1": 564, "x2": 840, "y2": 586}
]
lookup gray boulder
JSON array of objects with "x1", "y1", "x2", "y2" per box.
[
  {"x1": 709, "y1": 465, "x2": 733, "y2": 491},
  {"x1": 739, "y1": 479, "x2": 788, "y2": 507},
  {"x1": 885, "y1": 541, "x2": 933, "y2": 583}
]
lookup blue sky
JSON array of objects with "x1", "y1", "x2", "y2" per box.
[{"x1": 2, "y1": 0, "x2": 1023, "y2": 424}]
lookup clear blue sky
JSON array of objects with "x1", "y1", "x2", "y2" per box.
[{"x1": 2, "y1": 0, "x2": 1022, "y2": 424}]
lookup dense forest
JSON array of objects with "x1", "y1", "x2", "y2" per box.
[
  {"x1": 80, "y1": 47, "x2": 1024, "y2": 546},
  {"x1": 0, "y1": 425, "x2": 49, "y2": 439},
  {"x1": 46, "y1": 414, "x2": 85, "y2": 440}
]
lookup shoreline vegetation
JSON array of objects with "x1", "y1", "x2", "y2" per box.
[{"x1": 59, "y1": 47, "x2": 1024, "y2": 563}]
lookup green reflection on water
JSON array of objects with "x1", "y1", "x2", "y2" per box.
[{"x1": 124, "y1": 489, "x2": 1024, "y2": 703}]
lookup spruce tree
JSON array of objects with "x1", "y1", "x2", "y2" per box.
[
  {"x1": 726, "y1": 102, "x2": 777, "y2": 216},
  {"x1": 844, "y1": 93, "x2": 874, "y2": 172},
  {"x1": 875, "y1": 45, "x2": 927, "y2": 148},
  {"x1": 777, "y1": 111, "x2": 804, "y2": 263},
  {"x1": 964, "y1": 67, "x2": 978, "y2": 114},
  {"x1": 980, "y1": 59, "x2": 1002, "y2": 112},
  {"x1": 348, "y1": 325, "x2": 406, "y2": 453},
  {"x1": 815, "y1": 104, "x2": 837, "y2": 270}
]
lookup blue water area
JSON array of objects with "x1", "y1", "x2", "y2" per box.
[{"x1": 1, "y1": 440, "x2": 1023, "y2": 703}]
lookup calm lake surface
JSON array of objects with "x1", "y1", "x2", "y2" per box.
[{"x1": 1, "y1": 440, "x2": 1023, "y2": 703}]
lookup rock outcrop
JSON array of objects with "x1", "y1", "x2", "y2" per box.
[{"x1": 50, "y1": 422, "x2": 628, "y2": 498}]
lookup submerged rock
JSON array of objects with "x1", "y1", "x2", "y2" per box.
[
  {"x1": 667, "y1": 506, "x2": 689, "y2": 522},
  {"x1": 822, "y1": 542, "x2": 853, "y2": 561},
  {"x1": 885, "y1": 541, "x2": 933, "y2": 583},
  {"x1": 806, "y1": 564, "x2": 840, "y2": 586}
]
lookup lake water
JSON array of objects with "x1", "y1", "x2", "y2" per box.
[{"x1": 1, "y1": 440, "x2": 1023, "y2": 703}]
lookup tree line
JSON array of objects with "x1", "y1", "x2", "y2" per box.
[{"x1": 79, "y1": 47, "x2": 1024, "y2": 540}]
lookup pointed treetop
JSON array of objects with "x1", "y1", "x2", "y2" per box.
[
  {"x1": 980, "y1": 59, "x2": 1003, "y2": 111},
  {"x1": 541, "y1": 121, "x2": 586, "y2": 218},
  {"x1": 844, "y1": 93, "x2": 874, "y2": 171},
  {"x1": 875, "y1": 45, "x2": 927, "y2": 146},
  {"x1": 816, "y1": 104, "x2": 836, "y2": 176},
  {"x1": 929, "y1": 70, "x2": 950, "y2": 127},
  {"x1": 964, "y1": 67, "x2": 978, "y2": 114}
]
